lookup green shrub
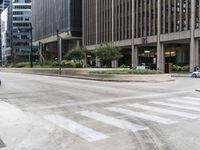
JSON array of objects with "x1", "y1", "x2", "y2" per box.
[
  {"x1": 15, "y1": 62, "x2": 30, "y2": 68},
  {"x1": 90, "y1": 69, "x2": 161, "y2": 75},
  {"x1": 120, "y1": 64, "x2": 130, "y2": 68},
  {"x1": 172, "y1": 65, "x2": 190, "y2": 72},
  {"x1": 182, "y1": 65, "x2": 190, "y2": 72}
]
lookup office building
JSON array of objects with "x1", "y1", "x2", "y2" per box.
[
  {"x1": 83, "y1": 0, "x2": 200, "y2": 72},
  {"x1": 32, "y1": 0, "x2": 82, "y2": 61},
  {"x1": 0, "y1": 0, "x2": 10, "y2": 65},
  {"x1": 12, "y1": 0, "x2": 32, "y2": 63},
  {"x1": 1, "y1": 7, "x2": 11, "y2": 64}
]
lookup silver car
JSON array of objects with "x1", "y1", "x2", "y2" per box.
[{"x1": 192, "y1": 70, "x2": 200, "y2": 78}]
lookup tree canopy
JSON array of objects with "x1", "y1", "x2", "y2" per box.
[
  {"x1": 96, "y1": 43, "x2": 123, "y2": 62},
  {"x1": 66, "y1": 48, "x2": 86, "y2": 62}
]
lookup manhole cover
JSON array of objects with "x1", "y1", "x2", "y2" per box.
[{"x1": 0, "y1": 138, "x2": 5, "y2": 148}]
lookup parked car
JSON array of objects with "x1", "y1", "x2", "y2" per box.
[{"x1": 192, "y1": 70, "x2": 200, "y2": 78}]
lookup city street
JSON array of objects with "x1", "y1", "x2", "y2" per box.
[{"x1": 0, "y1": 72, "x2": 200, "y2": 150}]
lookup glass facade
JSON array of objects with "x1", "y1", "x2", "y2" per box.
[{"x1": 12, "y1": 0, "x2": 32, "y2": 58}]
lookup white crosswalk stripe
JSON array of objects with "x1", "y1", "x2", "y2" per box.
[
  {"x1": 166, "y1": 98, "x2": 200, "y2": 105},
  {"x1": 77, "y1": 111, "x2": 148, "y2": 132},
  {"x1": 182, "y1": 97, "x2": 200, "y2": 101},
  {"x1": 150, "y1": 101, "x2": 200, "y2": 112},
  {"x1": 43, "y1": 115, "x2": 109, "y2": 142},
  {"x1": 105, "y1": 107, "x2": 177, "y2": 125},
  {"x1": 128, "y1": 103, "x2": 199, "y2": 119}
]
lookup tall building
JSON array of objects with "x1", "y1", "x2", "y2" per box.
[
  {"x1": 32, "y1": 0, "x2": 82, "y2": 61},
  {"x1": 83, "y1": 0, "x2": 200, "y2": 72},
  {"x1": 0, "y1": 0, "x2": 10, "y2": 11},
  {"x1": 0, "y1": 0, "x2": 10, "y2": 65},
  {"x1": 1, "y1": 7, "x2": 11, "y2": 64},
  {"x1": 12, "y1": 0, "x2": 32, "y2": 63}
]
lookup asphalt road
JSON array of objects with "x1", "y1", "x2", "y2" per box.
[{"x1": 0, "y1": 72, "x2": 200, "y2": 150}]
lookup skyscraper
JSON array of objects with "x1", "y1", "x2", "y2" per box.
[
  {"x1": 83, "y1": 0, "x2": 200, "y2": 72},
  {"x1": 0, "y1": 0, "x2": 10, "y2": 65},
  {"x1": 12, "y1": 0, "x2": 32, "y2": 63},
  {"x1": 32, "y1": 0, "x2": 82, "y2": 61}
]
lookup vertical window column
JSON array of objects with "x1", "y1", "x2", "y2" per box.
[
  {"x1": 168, "y1": 0, "x2": 171, "y2": 33},
  {"x1": 149, "y1": 0, "x2": 152, "y2": 36},
  {"x1": 180, "y1": 0, "x2": 183, "y2": 31},
  {"x1": 174, "y1": 0, "x2": 177, "y2": 32}
]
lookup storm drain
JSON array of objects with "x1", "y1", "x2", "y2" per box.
[{"x1": 0, "y1": 138, "x2": 5, "y2": 148}]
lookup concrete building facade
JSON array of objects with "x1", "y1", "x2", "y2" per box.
[
  {"x1": 83, "y1": 0, "x2": 200, "y2": 72},
  {"x1": 32, "y1": 0, "x2": 82, "y2": 61}
]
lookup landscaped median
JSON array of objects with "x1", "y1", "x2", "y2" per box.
[{"x1": 0, "y1": 68, "x2": 174, "y2": 82}]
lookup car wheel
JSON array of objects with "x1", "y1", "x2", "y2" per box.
[{"x1": 192, "y1": 74, "x2": 197, "y2": 78}]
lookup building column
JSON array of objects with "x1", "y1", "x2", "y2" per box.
[
  {"x1": 190, "y1": 39, "x2": 200, "y2": 72},
  {"x1": 190, "y1": 0, "x2": 197, "y2": 72},
  {"x1": 157, "y1": 43, "x2": 165, "y2": 73},
  {"x1": 112, "y1": 60, "x2": 118, "y2": 68},
  {"x1": 96, "y1": 57, "x2": 101, "y2": 68},
  {"x1": 131, "y1": 45, "x2": 138, "y2": 68},
  {"x1": 195, "y1": 40, "x2": 200, "y2": 67},
  {"x1": 131, "y1": 0, "x2": 137, "y2": 68},
  {"x1": 157, "y1": 0, "x2": 165, "y2": 73},
  {"x1": 39, "y1": 42, "x2": 42, "y2": 62},
  {"x1": 59, "y1": 38, "x2": 62, "y2": 61}
]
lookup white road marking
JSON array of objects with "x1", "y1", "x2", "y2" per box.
[
  {"x1": 150, "y1": 101, "x2": 200, "y2": 112},
  {"x1": 43, "y1": 115, "x2": 109, "y2": 142},
  {"x1": 182, "y1": 97, "x2": 200, "y2": 101},
  {"x1": 167, "y1": 98, "x2": 200, "y2": 105},
  {"x1": 105, "y1": 107, "x2": 177, "y2": 125},
  {"x1": 77, "y1": 111, "x2": 148, "y2": 132},
  {"x1": 128, "y1": 103, "x2": 199, "y2": 119},
  {"x1": 0, "y1": 101, "x2": 29, "y2": 126}
]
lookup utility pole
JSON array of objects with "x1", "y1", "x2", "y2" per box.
[{"x1": 30, "y1": 23, "x2": 33, "y2": 68}]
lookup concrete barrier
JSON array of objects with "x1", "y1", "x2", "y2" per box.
[{"x1": 0, "y1": 68, "x2": 174, "y2": 82}]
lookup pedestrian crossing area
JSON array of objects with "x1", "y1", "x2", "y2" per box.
[{"x1": 43, "y1": 96, "x2": 200, "y2": 142}]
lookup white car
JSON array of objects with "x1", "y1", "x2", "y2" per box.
[{"x1": 192, "y1": 70, "x2": 200, "y2": 78}]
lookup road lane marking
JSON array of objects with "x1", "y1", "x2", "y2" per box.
[
  {"x1": 166, "y1": 98, "x2": 200, "y2": 106},
  {"x1": 128, "y1": 103, "x2": 199, "y2": 119},
  {"x1": 43, "y1": 115, "x2": 109, "y2": 142},
  {"x1": 150, "y1": 101, "x2": 200, "y2": 112},
  {"x1": 77, "y1": 111, "x2": 148, "y2": 132},
  {"x1": 0, "y1": 101, "x2": 29, "y2": 126},
  {"x1": 182, "y1": 97, "x2": 200, "y2": 101},
  {"x1": 105, "y1": 107, "x2": 177, "y2": 125}
]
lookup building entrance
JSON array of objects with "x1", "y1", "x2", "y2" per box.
[{"x1": 138, "y1": 45, "x2": 190, "y2": 72}]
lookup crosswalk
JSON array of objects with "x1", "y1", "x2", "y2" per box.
[{"x1": 43, "y1": 96, "x2": 200, "y2": 142}]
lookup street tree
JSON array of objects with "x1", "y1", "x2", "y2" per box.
[
  {"x1": 96, "y1": 43, "x2": 123, "y2": 67},
  {"x1": 66, "y1": 48, "x2": 86, "y2": 63}
]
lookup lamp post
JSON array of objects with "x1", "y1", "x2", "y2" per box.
[
  {"x1": 57, "y1": 29, "x2": 61, "y2": 75},
  {"x1": 30, "y1": 23, "x2": 33, "y2": 68}
]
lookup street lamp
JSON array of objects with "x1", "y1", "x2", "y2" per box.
[
  {"x1": 30, "y1": 23, "x2": 33, "y2": 68},
  {"x1": 57, "y1": 29, "x2": 61, "y2": 75}
]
